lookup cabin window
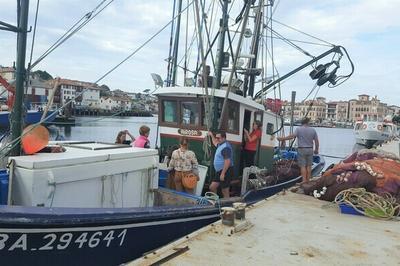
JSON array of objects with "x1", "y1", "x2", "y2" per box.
[
  {"x1": 181, "y1": 101, "x2": 200, "y2": 125},
  {"x1": 266, "y1": 123, "x2": 274, "y2": 135},
  {"x1": 255, "y1": 113, "x2": 262, "y2": 122},
  {"x1": 163, "y1": 100, "x2": 178, "y2": 123},
  {"x1": 227, "y1": 102, "x2": 239, "y2": 132}
]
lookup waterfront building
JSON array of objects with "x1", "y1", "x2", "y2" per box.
[
  {"x1": 296, "y1": 97, "x2": 327, "y2": 123},
  {"x1": 388, "y1": 105, "x2": 400, "y2": 116},
  {"x1": 99, "y1": 96, "x2": 132, "y2": 111},
  {"x1": 25, "y1": 77, "x2": 53, "y2": 108},
  {"x1": 49, "y1": 78, "x2": 101, "y2": 108},
  {"x1": 349, "y1": 94, "x2": 386, "y2": 121}
]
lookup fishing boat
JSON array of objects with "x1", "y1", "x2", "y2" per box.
[
  {"x1": 0, "y1": 0, "x2": 354, "y2": 265},
  {"x1": 0, "y1": 74, "x2": 57, "y2": 128},
  {"x1": 0, "y1": 110, "x2": 57, "y2": 128},
  {"x1": 354, "y1": 119, "x2": 397, "y2": 148}
]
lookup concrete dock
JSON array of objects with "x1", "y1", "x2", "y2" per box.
[
  {"x1": 378, "y1": 139, "x2": 400, "y2": 157},
  {"x1": 130, "y1": 192, "x2": 400, "y2": 265}
]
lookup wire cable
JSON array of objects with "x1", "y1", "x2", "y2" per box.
[{"x1": 30, "y1": 0, "x2": 115, "y2": 70}]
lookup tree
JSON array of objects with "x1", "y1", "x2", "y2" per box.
[
  {"x1": 143, "y1": 89, "x2": 150, "y2": 94},
  {"x1": 33, "y1": 70, "x2": 53, "y2": 80},
  {"x1": 99, "y1": 84, "x2": 111, "y2": 97}
]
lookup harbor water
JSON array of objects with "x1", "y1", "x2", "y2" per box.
[{"x1": 48, "y1": 116, "x2": 355, "y2": 169}]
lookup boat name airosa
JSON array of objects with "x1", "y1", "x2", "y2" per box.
[{"x1": 178, "y1": 128, "x2": 203, "y2": 136}]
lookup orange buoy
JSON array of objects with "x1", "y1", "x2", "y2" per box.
[
  {"x1": 182, "y1": 173, "x2": 198, "y2": 189},
  {"x1": 21, "y1": 125, "x2": 49, "y2": 155}
]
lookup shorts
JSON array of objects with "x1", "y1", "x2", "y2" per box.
[
  {"x1": 212, "y1": 167, "x2": 234, "y2": 189},
  {"x1": 297, "y1": 148, "x2": 313, "y2": 167}
]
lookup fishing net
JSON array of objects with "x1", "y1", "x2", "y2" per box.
[{"x1": 302, "y1": 149, "x2": 400, "y2": 203}]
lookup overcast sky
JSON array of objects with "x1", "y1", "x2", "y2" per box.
[{"x1": 0, "y1": 0, "x2": 399, "y2": 105}]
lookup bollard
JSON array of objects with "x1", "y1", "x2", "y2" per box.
[
  {"x1": 233, "y1": 202, "x2": 246, "y2": 220},
  {"x1": 221, "y1": 207, "x2": 235, "y2": 226}
]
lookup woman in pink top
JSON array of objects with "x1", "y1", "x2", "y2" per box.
[{"x1": 133, "y1": 125, "x2": 150, "y2": 148}]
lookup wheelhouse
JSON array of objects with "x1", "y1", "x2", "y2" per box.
[{"x1": 156, "y1": 86, "x2": 281, "y2": 177}]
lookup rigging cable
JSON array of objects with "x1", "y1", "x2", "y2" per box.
[
  {"x1": 166, "y1": 0, "x2": 178, "y2": 86},
  {"x1": 28, "y1": 0, "x2": 40, "y2": 68},
  {"x1": 271, "y1": 18, "x2": 334, "y2": 46},
  {"x1": 30, "y1": 0, "x2": 115, "y2": 70},
  {"x1": 0, "y1": 0, "x2": 196, "y2": 159}
]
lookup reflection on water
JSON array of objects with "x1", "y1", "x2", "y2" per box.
[
  {"x1": 52, "y1": 116, "x2": 159, "y2": 148},
  {"x1": 284, "y1": 126, "x2": 356, "y2": 168}
]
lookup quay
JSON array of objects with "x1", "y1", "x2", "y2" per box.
[
  {"x1": 378, "y1": 139, "x2": 400, "y2": 157},
  {"x1": 131, "y1": 192, "x2": 400, "y2": 265}
]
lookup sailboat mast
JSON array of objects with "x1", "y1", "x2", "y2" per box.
[
  {"x1": 171, "y1": 0, "x2": 183, "y2": 86},
  {"x1": 11, "y1": 0, "x2": 30, "y2": 156}
]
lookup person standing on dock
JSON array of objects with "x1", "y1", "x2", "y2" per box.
[
  {"x1": 208, "y1": 131, "x2": 234, "y2": 198},
  {"x1": 277, "y1": 117, "x2": 319, "y2": 183}
]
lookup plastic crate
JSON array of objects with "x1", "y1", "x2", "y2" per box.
[
  {"x1": 0, "y1": 171, "x2": 9, "y2": 205},
  {"x1": 339, "y1": 203, "x2": 364, "y2": 216},
  {"x1": 158, "y1": 169, "x2": 168, "y2": 188}
]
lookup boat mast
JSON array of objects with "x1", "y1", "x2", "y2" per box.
[
  {"x1": 245, "y1": 0, "x2": 264, "y2": 98},
  {"x1": 11, "y1": 0, "x2": 30, "y2": 156},
  {"x1": 171, "y1": 0, "x2": 183, "y2": 86},
  {"x1": 212, "y1": 0, "x2": 230, "y2": 130}
]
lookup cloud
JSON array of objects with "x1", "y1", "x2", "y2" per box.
[{"x1": 0, "y1": 0, "x2": 399, "y2": 104}]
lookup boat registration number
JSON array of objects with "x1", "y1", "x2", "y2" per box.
[{"x1": 0, "y1": 229, "x2": 127, "y2": 251}]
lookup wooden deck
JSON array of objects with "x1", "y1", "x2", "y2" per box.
[{"x1": 130, "y1": 192, "x2": 400, "y2": 265}]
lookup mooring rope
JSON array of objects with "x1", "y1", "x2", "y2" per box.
[{"x1": 334, "y1": 188, "x2": 400, "y2": 220}]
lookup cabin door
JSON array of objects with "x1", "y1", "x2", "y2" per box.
[
  {"x1": 239, "y1": 109, "x2": 253, "y2": 174},
  {"x1": 254, "y1": 111, "x2": 263, "y2": 165}
]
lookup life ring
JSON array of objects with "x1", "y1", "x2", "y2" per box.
[
  {"x1": 377, "y1": 125, "x2": 383, "y2": 131},
  {"x1": 362, "y1": 124, "x2": 367, "y2": 130},
  {"x1": 182, "y1": 172, "x2": 198, "y2": 189}
]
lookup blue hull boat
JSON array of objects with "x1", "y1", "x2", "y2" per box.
[
  {"x1": 0, "y1": 155, "x2": 324, "y2": 266},
  {"x1": 0, "y1": 110, "x2": 57, "y2": 128}
]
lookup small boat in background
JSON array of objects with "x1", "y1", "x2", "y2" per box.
[
  {"x1": 0, "y1": 109, "x2": 57, "y2": 128},
  {"x1": 354, "y1": 119, "x2": 397, "y2": 148}
]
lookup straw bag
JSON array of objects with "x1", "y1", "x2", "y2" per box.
[{"x1": 182, "y1": 172, "x2": 198, "y2": 189}]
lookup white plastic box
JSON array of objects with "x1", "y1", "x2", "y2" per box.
[{"x1": 9, "y1": 142, "x2": 159, "y2": 208}]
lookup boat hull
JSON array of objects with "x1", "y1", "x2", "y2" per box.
[
  {"x1": 0, "y1": 205, "x2": 219, "y2": 266},
  {"x1": 0, "y1": 110, "x2": 57, "y2": 128},
  {"x1": 0, "y1": 154, "x2": 325, "y2": 266}
]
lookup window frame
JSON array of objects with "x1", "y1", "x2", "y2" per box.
[
  {"x1": 158, "y1": 96, "x2": 206, "y2": 130},
  {"x1": 158, "y1": 96, "x2": 241, "y2": 134}
]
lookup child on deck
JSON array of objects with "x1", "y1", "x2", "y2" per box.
[{"x1": 133, "y1": 125, "x2": 150, "y2": 148}]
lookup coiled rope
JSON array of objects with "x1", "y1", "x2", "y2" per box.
[{"x1": 334, "y1": 188, "x2": 400, "y2": 220}]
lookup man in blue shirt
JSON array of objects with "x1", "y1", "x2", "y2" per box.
[
  {"x1": 277, "y1": 117, "x2": 319, "y2": 183},
  {"x1": 208, "y1": 131, "x2": 234, "y2": 198}
]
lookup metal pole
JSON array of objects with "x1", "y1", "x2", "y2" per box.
[
  {"x1": 171, "y1": 0, "x2": 183, "y2": 86},
  {"x1": 11, "y1": 0, "x2": 30, "y2": 156},
  {"x1": 290, "y1": 91, "x2": 296, "y2": 135},
  {"x1": 247, "y1": 0, "x2": 264, "y2": 98},
  {"x1": 218, "y1": 1, "x2": 252, "y2": 130},
  {"x1": 212, "y1": 0, "x2": 229, "y2": 130},
  {"x1": 289, "y1": 91, "x2": 296, "y2": 147}
]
